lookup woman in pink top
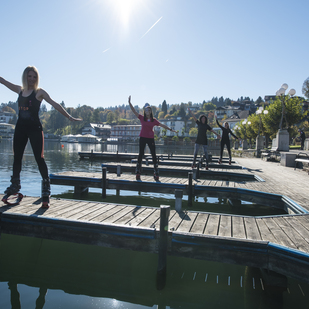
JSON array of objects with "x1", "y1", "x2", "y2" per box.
[{"x1": 128, "y1": 96, "x2": 177, "y2": 180}]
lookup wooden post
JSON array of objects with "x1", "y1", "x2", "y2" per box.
[
  {"x1": 157, "y1": 205, "x2": 170, "y2": 290},
  {"x1": 192, "y1": 168, "x2": 197, "y2": 180},
  {"x1": 117, "y1": 164, "x2": 121, "y2": 177},
  {"x1": 102, "y1": 167, "x2": 106, "y2": 199},
  {"x1": 73, "y1": 186, "x2": 89, "y2": 198},
  {"x1": 175, "y1": 190, "x2": 183, "y2": 212},
  {"x1": 188, "y1": 172, "x2": 193, "y2": 208}
]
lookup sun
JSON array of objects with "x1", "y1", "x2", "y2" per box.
[{"x1": 107, "y1": 0, "x2": 143, "y2": 28}]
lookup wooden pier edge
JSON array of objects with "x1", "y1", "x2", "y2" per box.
[{"x1": 1, "y1": 211, "x2": 309, "y2": 284}]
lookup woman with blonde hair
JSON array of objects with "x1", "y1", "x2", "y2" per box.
[
  {"x1": 128, "y1": 95, "x2": 178, "y2": 180},
  {"x1": 0, "y1": 66, "x2": 82, "y2": 208}
]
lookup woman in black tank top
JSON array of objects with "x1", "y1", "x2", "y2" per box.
[{"x1": 0, "y1": 66, "x2": 82, "y2": 208}]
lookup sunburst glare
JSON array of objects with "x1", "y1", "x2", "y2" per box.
[{"x1": 107, "y1": 0, "x2": 144, "y2": 28}]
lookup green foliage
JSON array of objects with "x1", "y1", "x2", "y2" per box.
[
  {"x1": 189, "y1": 127, "x2": 198, "y2": 137},
  {"x1": 203, "y1": 102, "x2": 216, "y2": 111},
  {"x1": 172, "y1": 135, "x2": 179, "y2": 142},
  {"x1": 263, "y1": 96, "x2": 303, "y2": 138},
  {"x1": 162, "y1": 100, "x2": 167, "y2": 114},
  {"x1": 184, "y1": 137, "x2": 191, "y2": 144},
  {"x1": 118, "y1": 118, "x2": 130, "y2": 125},
  {"x1": 2, "y1": 106, "x2": 16, "y2": 113}
]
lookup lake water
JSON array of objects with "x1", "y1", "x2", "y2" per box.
[{"x1": 1, "y1": 139, "x2": 308, "y2": 308}]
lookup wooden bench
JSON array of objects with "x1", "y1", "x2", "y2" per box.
[
  {"x1": 294, "y1": 152, "x2": 309, "y2": 173},
  {"x1": 261, "y1": 147, "x2": 279, "y2": 161}
]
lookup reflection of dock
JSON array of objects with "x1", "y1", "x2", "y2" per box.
[{"x1": 2, "y1": 157, "x2": 309, "y2": 284}]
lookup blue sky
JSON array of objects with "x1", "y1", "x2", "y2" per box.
[{"x1": 0, "y1": 0, "x2": 308, "y2": 110}]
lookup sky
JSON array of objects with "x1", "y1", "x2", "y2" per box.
[{"x1": 0, "y1": 0, "x2": 308, "y2": 110}]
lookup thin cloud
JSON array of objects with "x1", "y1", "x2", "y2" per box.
[
  {"x1": 103, "y1": 48, "x2": 111, "y2": 53},
  {"x1": 139, "y1": 16, "x2": 163, "y2": 40}
]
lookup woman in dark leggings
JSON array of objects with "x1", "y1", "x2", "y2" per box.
[
  {"x1": 0, "y1": 66, "x2": 82, "y2": 207},
  {"x1": 215, "y1": 115, "x2": 240, "y2": 165},
  {"x1": 128, "y1": 95, "x2": 177, "y2": 180}
]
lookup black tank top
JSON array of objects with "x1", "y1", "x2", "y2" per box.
[{"x1": 17, "y1": 90, "x2": 42, "y2": 124}]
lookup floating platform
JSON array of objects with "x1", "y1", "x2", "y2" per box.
[
  {"x1": 1, "y1": 193, "x2": 309, "y2": 285},
  {"x1": 2, "y1": 156, "x2": 309, "y2": 285}
]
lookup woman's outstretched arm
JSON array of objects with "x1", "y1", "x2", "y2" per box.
[
  {"x1": 0, "y1": 77, "x2": 21, "y2": 94},
  {"x1": 37, "y1": 88, "x2": 82, "y2": 121},
  {"x1": 128, "y1": 95, "x2": 140, "y2": 118},
  {"x1": 188, "y1": 107, "x2": 197, "y2": 122}
]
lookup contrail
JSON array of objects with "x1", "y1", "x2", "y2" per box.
[
  {"x1": 103, "y1": 48, "x2": 111, "y2": 53},
  {"x1": 139, "y1": 16, "x2": 163, "y2": 40}
]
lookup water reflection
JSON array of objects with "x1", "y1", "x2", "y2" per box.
[{"x1": 8, "y1": 282, "x2": 47, "y2": 309}]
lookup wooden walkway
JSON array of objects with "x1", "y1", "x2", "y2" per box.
[{"x1": 1, "y1": 156, "x2": 309, "y2": 283}]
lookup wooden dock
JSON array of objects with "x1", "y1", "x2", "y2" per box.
[
  {"x1": 101, "y1": 162, "x2": 262, "y2": 181},
  {"x1": 1, "y1": 157, "x2": 309, "y2": 283}
]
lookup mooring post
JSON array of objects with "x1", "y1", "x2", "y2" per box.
[
  {"x1": 146, "y1": 157, "x2": 149, "y2": 166},
  {"x1": 117, "y1": 164, "x2": 121, "y2": 177},
  {"x1": 188, "y1": 172, "x2": 193, "y2": 207},
  {"x1": 157, "y1": 205, "x2": 170, "y2": 290},
  {"x1": 196, "y1": 163, "x2": 200, "y2": 179},
  {"x1": 102, "y1": 166, "x2": 106, "y2": 199},
  {"x1": 175, "y1": 190, "x2": 183, "y2": 212}
]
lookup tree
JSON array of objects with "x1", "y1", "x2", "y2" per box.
[
  {"x1": 255, "y1": 96, "x2": 264, "y2": 105},
  {"x1": 40, "y1": 104, "x2": 47, "y2": 114},
  {"x1": 91, "y1": 108, "x2": 100, "y2": 123},
  {"x1": 203, "y1": 102, "x2": 216, "y2": 111},
  {"x1": 158, "y1": 111, "x2": 165, "y2": 119},
  {"x1": 2, "y1": 105, "x2": 16, "y2": 114},
  {"x1": 106, "y1": 111, "x2": 115, "y2": 124},
  {"x1": 189, "y1": 127, "x2": 198, "y2": 137},
  {"x1": 162, "y1": 100, "x2": 167, "y2": 115},
  {"x1": 263, "y1": 96, "x2": 304, "y2": 138},
  {"x1": 302, "y1": 77, "x2": 309, "y2": 99}
]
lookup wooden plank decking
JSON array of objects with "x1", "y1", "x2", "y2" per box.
[{"x1": 1, "y1": 156, "x2": 309, "y2": 283}]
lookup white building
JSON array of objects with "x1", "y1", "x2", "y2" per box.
[
  {"x1": 157, "y1": 118, "x2": 186, "y2": 137},
  {"x1": 0, "y1": 123, "x2": 15, "y2": 137},
  {"x1": 81, "y1": 123, "x2": 111, "y2": 139},
  {"x1": 223, "y1": 110, "x2": 250, "y2": 129},
  {"x1": 0, "y1": 111, "x2": 15, "y2": 123},
  {"x1": 110, "y1": 125, "x2": 141, "y2": 141}
]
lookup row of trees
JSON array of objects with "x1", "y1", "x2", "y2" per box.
[{"x1": 1, "y1": 91, "x2": 308, "y2": 144}]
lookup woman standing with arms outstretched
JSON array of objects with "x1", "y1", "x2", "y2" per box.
[
  {"x1": 0, "y1": 66, "x2": 82, "y2": 208},
  {"x1": 128, "y1": 95, "x2": 177, "y2": 180},
  {"x1": 188, "y1": 108, "x2": 220, "y2": 170},
  {"x1": 215, "y1": 115, "x2": 239, "y2": 164}
]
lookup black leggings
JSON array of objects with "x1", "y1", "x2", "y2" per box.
[
  {"x1": 220, "y1": 139, "x2": 232, "y2": 159},
  {"x1": 12, "y1": 122, "x2": 49, "y2": 179},
  {"x1": 138, "y1": 137, "x2": 157, "y2": 166}
]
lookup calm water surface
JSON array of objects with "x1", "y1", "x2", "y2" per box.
[{"x1": 1, "y1": 139, "x2": 308, "y2": 308}]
